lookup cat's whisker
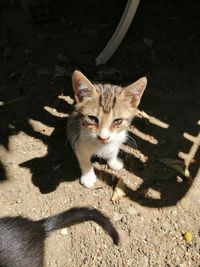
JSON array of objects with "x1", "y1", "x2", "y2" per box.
[
  {"x1": 127, "y1": 139, "x2": 138, "y2": 149},
  {"x1": 68, "y1": 130, "x2": 92, "y2": 150},
  {"x1": 69, "y1": 134, "x2": 80, "y2": 150},
  {"x1": 126, "y1": 135, "x2": 138, "y2": 149},
  {"x1": 65, "y1": 139, "x2": 69, "y2": 146},
  {"x1": 68, "y1": 132, "x2": 79, "y2": 147}
]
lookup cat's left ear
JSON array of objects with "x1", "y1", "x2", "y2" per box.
[
  {"x1": 72, "y1": 70, "x2": 96, "y2": 103},
  {"x1": 122, "y1": 77, "x2": 147, "y2": 108}
]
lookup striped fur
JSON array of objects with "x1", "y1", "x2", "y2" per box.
[{"x1": 67, "y1": 71, "x2": 147, "y2": 188}]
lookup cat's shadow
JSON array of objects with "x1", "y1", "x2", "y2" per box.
[{"x1": 20, "y1": 119, "x2": 81, "y2": 193}]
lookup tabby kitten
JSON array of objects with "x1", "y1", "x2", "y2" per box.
[{"x1": 67, "y1": 71, "x2": 147, "y2": 188}]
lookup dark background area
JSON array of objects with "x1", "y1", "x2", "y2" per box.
[{"x1": 0, "y1": 0, "x2": 200, "y2": 207}]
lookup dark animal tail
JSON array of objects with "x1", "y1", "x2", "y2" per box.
[{"x1": 38, "y1": 207, "x2": 119, "y2": 245}]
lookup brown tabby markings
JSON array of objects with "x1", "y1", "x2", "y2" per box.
[
  {"x1": 67, "y1": 70, "x2": 147, "y2": 188},
  {"x1": 96, "y1": 84, "x2": 122, "y2": 113}
]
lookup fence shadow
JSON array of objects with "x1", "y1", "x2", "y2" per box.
[
  {"x1": 94, "y1": 113, "x2": 199, "y2": 207},
  {"x1": 0, "y1": 0, "x2": 199, "y2": 207}
]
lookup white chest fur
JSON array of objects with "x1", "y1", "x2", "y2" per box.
[{"x1": 74, "y1": 130, "x2": 127, "y2": 188}]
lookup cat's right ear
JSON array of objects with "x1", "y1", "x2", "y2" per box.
[{"x1": 72, "y1": 71, "x2": 96, "y2": 103}]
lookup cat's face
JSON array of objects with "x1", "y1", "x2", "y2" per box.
[{"x1": 72, "y1": 71, "x2": 147, "y2": 144}]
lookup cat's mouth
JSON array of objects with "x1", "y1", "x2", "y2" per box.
[{"x1": 98, "y1": 138, "x2": 111, "y2": 144}]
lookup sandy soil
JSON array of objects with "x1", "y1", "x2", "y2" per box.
[{"x1": 0, "y1": 1, "x2": 200, "y2": 266}]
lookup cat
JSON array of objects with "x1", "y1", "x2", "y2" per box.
[
  {"x1": 0, "y1": 207, "x2": 119, "y2": 267},
  {"x1": 67, "y1": 70, "x2": 147, "y2": 188}
]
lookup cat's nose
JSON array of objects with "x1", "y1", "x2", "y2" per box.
[
  {"x1": 98, "y1": 128, "x2": 110, "y2": 142},
  {"x1": 98, "y1": 135, "x2": 110, "y2": 142}
]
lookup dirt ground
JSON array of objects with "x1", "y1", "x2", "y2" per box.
[{"x1": 0, "y1": 0, "x2": 200, "y2": 266}]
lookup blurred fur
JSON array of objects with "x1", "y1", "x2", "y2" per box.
[{"x1": 0, "y1": 207, "x2": 119, "y2": 267}]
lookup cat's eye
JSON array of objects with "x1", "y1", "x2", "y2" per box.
[
  {"x1": 88, "y1": 116, "x2": 99, "y2": 124},
  {"x1": 113, "y1": 118, "x2": 123, "y2": 126}
]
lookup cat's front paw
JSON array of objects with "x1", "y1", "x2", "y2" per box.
[
  {"x1": 108, "y1": 157, "x2": 124, "y2": 170},
  {"x1": 80, "y1": 171, "x2": 97, "y2": 188}
]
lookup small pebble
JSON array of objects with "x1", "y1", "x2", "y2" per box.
[
  {"x1": 60, "y1": 228, "x2": 68, "y2": 235},
  {"x1": 183, "y1": 232, "x2": 192, "y2": 242},
  {"x1": 171, "y1": 209, "x2": 177, "y2": 217},
  {"x1": 113, "y1": 212, "x2": 123, "y2": 222},
  {"x1": 127, "y1": 207, "x2": 138, "y2": 216}
]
